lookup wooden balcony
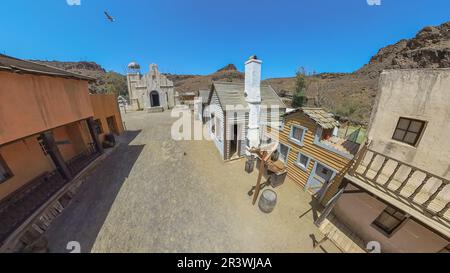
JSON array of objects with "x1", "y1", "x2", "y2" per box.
[{"x1": 345, "y1": 145, "x2": 450, "y2": 237}]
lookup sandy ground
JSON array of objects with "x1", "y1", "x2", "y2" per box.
[{"x1": 45, "y1": 110, "x2": 340, "y2": 253}]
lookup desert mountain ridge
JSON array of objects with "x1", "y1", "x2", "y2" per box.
[{"x1": 30, "y1": 20, "x2": 450, "y2": 123}]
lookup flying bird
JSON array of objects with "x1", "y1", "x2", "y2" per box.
[{"x1": 104, "y1": 11, "x2": 115, "y2": 22}]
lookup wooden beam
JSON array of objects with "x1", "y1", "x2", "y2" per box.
[
  {"x1": 252, "y1": 156, "x2": 265, "y2": 205},
  {"x1": 40, "y1": 131, "x2": 72, "y2": 180},
  {"x1": 87, "y1": 117, "x2": 104, "y2": 154},
  {"x1": 314, "y1": 187, "x2": 345, "y2": 226}
]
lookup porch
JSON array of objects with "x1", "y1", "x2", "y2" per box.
[{"x1": 0, "y1": 118, "x2": 102, "y2": 247}]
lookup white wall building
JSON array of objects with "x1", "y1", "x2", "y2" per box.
[
  {"x1": 126, "y1": 62, "x2": 175, "y2": 112},
  {"x1": 206, "y1": 56, "x2": 286, "y2": 161}
]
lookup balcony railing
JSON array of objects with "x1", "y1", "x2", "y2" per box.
[{"x1": 348, "y1": 144, "x2": 449, "y2": 224}]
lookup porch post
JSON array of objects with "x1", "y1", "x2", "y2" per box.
[
  {"x1": 87, "y1": 117, "x2": 104, "y2": 154},
  {"x1": 314, "y1": 187, "x2": 345, "y2": 227},
  {"x1": 41, "y1": 131, "x2": 72, "y2": 180}
]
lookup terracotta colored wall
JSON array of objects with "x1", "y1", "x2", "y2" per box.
[
  {"x1": 0, "y1": 72, "x2": 93, "y2": 146},
  {"x1": 334, "y1": 184, "x2": 449, "y2": 253},
  {"x1": 52, "y1": 122, "x2": 90, "y2": 162},
  {"x1": 0, "y1": 135, "x2": 55, "y2": 200},
  {"x1": 89, "y1": 94, "x2": 124, "y2": 142}
]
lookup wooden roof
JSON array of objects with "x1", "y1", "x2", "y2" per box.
[
  {"x1": 0, "y1": 54, "x2": 94, "y2": 81},
  {"x1": 285, "y1": 107, "x2": 339, "y2": 129},
  {"x1": 209, "y1": 81, "x2": 286, "y2": 110}
]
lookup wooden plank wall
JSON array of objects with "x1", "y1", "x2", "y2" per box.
[
  {"x1": 279, "y1": 112, "x2": 350, "y2": 189},
  {"x1": 209, "y1": 91, "x2": 225, "y2": 159}
]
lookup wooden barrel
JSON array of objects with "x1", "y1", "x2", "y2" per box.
[{"x1": 258, "y1": 189, "x2": 277, "y2": 213}]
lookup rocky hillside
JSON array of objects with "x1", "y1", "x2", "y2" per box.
[
  {"x1": 165, "y1": 63, "x2": 244, "y2": 93},
  {"x1": 30, "y1": 21, "x2": 450, "y2": 123},
  {"x1": 167, "y1": 21, "x2": 450, "y2": 123},
  {"x1": 268, "y1": 21, "x2": 450, "y2": 123},
  {"x1": 30, "y1": 60, "x2": 128, "y2": 96},
  {"x1": 357, "y1": 21, "x2": 450, "y2": 76}
]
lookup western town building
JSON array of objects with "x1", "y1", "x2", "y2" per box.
[
  {"x1": 90, "y1": 94, "x2": 125, "y2": 143},
  {"x1": 126, "y1": 62, "x2": 175, "y2": 112},
  {"x1": 195, "y1": 89, "x2": 210, "y2": 121},
  {"x1": 274, "y1": 108, "x2": 359, "y2": 202},
  {"x1": 206, "y1": 56, "x2": 286, "y2": 161},
  {"x1": 320, "y1": 69, "x2": 450, "y2": 253},
  {"x1": 0, "y1": 54, "x2": 123, "y2": 248}
]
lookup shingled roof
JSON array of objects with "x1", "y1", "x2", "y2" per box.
[
  {"x1": 210, "y1": 81, "x2": 285, "y2": 110},
  {"x1": 285, "y1": 107, "x2": 339, "y2": 129},
  {"x1": 0, "y1": 54, "x2": 94, "y2": 81}
]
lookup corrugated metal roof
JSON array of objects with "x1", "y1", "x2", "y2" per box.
[
  {"x1": 0, "y1": 54, "x2": 95, "y2": 81},
  {"x1": 211, "y1": 81, "x2": 285, "y2": 110},
  {"x1": 286, "y1": 107, "x2": 339, "y2": 129}
]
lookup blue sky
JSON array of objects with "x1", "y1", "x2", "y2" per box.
[{"x1": 0, "y1": 0, "x2": 449, "y2": 78}]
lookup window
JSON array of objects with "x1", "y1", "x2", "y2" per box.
[
  {"x1": 372, "y1": 205, "x2": 407, "y2": 236},
  {"x1": 289, "y1": 125, "x2": 306, "y2": 146},
  {"x1": 392, "y1": 117, "x2": 426, "y2": 146},
  {"x1": 278, "y1": 144, "x2": 290, "y2": 164},
  {"x1": 94, "y1": 119, "x2": 104, "y2": 135},
  {"x1": 321, "y1": 168, "x2": 329, "y2": 175},
  {"x1": 295, "y1": 153, "x2": 310, "y2": 171},
  {"x1": 0, "y1": 154, "x2": 13, "y2": 183}
]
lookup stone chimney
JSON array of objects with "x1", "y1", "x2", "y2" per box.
[{"x1": 245, "y1": 55, "x2": 262, "y2": 151}]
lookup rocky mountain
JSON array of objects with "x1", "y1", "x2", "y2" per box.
[
  {"x1": 268, "y1": 21, "x2": 450, "y2": 123},
  {"x1": 358, "y1": 21, "x2": 450, "y2": 76},
  {"x1": 166, "y1": 21, "x2": 450, "y2": 123},
  {"x1": 165, "y1": 64, "x2": 244, "y2": 93},
  {"x1": 30, "y1": 60, "x2": 128, "y2": 96},
  {"x1": 31, "y1": 21, "x2": 450, "y2": 124}
]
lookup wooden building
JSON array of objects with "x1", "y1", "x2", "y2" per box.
[
  {"x1": 275, "y1": 108, "x2": 358, "y2": 202},
  {"x1": 207, "y1": 81, "x2": 285, "y2": 161},
  {"x1": 206, "y1": 56, "x2": 286, "y2": 161}
]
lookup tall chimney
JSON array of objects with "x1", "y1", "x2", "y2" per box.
[{"x1": 245, "y1": 55, "x2": 262, "y2": 152}]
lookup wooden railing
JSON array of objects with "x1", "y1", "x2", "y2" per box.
[{"x1": 348, "y1": 144, "x2": 449, "y2": 222}]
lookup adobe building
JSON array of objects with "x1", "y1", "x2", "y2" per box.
[
  {"x1": 90, "y1": 94, "x2": 125, "y2": 143},
  {"x1": 126, "y1": 62, "x2": 175, "y2": 112},
  {"x1": 320, "y1": 69, "x2": 450, "y2": 253},
  {"x1": 0, "y1": 54, "x2": 123, "y2": 247}
]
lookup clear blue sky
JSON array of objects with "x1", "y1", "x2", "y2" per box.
[{"x1": 0, "y1": 0, "x2": 449, "y2": 78}]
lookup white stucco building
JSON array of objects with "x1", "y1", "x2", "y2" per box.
[
  {"x1": 126, "y1": 62, "x2": 175, "y2": 112},
  {"x1": 323, "y1": 68, "x2": 450, "y2": 253}
]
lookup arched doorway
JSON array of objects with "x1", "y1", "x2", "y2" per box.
[{"x1": 150, "y1": 91, "x2": 160, "y2": 107}]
